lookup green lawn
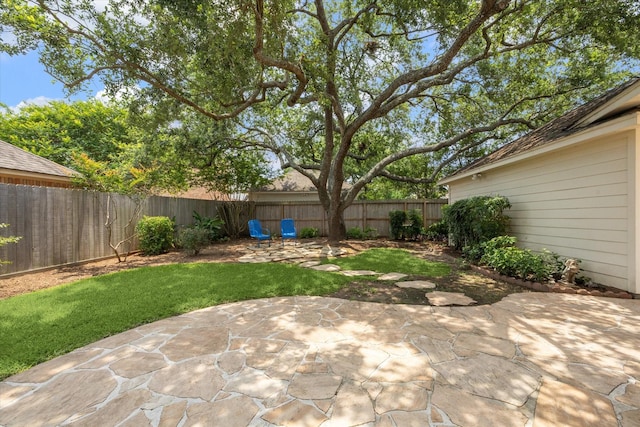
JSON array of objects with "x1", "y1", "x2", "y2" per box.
[
  {"x1": 0, "y1": 249, "x2": 450, "y2": 379},
  {"x1": 327, "y1": 247, "x2": 451, "y2": 276}
]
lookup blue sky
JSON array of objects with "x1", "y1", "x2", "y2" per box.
[{"x1": 0, "y1": 50, "x2": 103, "y2": 108}]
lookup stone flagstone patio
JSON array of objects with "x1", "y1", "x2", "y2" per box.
[{"x1": 1, "y1": 292, "x2": 639, "y2": 426}]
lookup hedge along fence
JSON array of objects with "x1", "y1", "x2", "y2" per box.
[{"x1": 0, "y1": 183, "x2": 447, "y2": 277}]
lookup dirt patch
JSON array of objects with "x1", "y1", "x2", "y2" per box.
[{"x1": 0, "y1": 238, "x2": 530, "y2": 305}]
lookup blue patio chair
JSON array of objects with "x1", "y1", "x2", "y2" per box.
[
  {"x1": 248, "y1": 219, "x2": 271, "y2": 247},
  {"x1": 280, "y1": 218, "x2": 297, "y2": 246}
]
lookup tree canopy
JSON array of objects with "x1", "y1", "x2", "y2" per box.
[{"x1": 2, "y1": 0, "x2": 640, "y2": 241}]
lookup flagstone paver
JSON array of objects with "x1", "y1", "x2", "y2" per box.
[
  {"x1": 310, "y1": 264, "x2": 342, "y2": 272},
  {"x1": 426, "y1": 290, "x2": 477, "y2": 306},
  {"x1": 1, "y1": 293, "x2": 638, "y2": 426},
  {"x1": 395, "y1": 280, "x2": 436, "y2": 289},
  {"x1": 341, "y1": 269, "x2": 378, "y2": 276},
  {"x1": 378, "y1": 272, "x2": 408, "y2": 280}
]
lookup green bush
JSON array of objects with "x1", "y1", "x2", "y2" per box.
[
  {"x1": 443, "y1": 196, "x2": 511, "y2": 250},
  {"x1": 389, "y1": 209, "x2": 422, "y2": 240},
  {"x1": 178, "y1": 227, "x2": 210, "y2": 255},
  {"x1": 389, "y1": 210, "x2": 406, "y2": 239},
  {"x1": 464, "y1": 235, "x2": 516, "y2": 262},
  {"x1": 364, "y1": 226, "x2": 378, "y2": 239},
  {"x1": 193, "y1": 211, "x2": 224, "y2": 241},
  {"x1": 479, "y1": 236, "x2": 557, "y2": 282},
  {"x1": 136, "y1": 216, "x2": 174, "y2": 255},
  {"x1": 346, "y1": 227, "x2": 364, "y2": 239},
  {"x1": 425, "y1": 219, "x2": 448, "y2": 242},
  {"x1": 299, "y1": 227, "x2": 319, "y2": 238},
  {"x1": 347, "y1": 226, "x2": 378, "y2": 240}
]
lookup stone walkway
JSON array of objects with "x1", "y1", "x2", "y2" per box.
[
  {"x1": 238, "y1": 242, "x2": 476, "y2": 306},
  {"x1": 1, "y1": 293, "x2": 639, "y2": 426},
  {"x1": 1, "y1": 243, "x2": 639, "y2": 426}
]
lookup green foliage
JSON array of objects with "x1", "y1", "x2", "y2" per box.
[
  {"x1": 136, "y1": 216, "x2": 175, "y2": 255},
  {"x1": 177, "y1": 227, "x2": 210, "y2": 255},
  {"x1": 425, "y1": 219, "x2": 448, "y2": 242},
  {"x1": 364, "y1": 226, "x2": 379, "y2": 239},
  {"x1": 327, "y1": 248, "x2": 450, "y2": 276},
  {"x1": 346, "y1": 227, "x2": 364, "y2": 240},
  {"x1": 192, "y1": 211, "x2": 224, "y2": 241},
  {"x1": 299, "y1": 227, "x2": 319, "y2": 239},
  {"x1": 0, "y1": 100, "x2": 128, "y2": 168},
  {"x1": 463, "y1": 235, "x2": 516, "y2": 263},
  {"x1": 0, "y1": 224, "x2": 21, "y2": 267},
  {"x1": 479, "y1": 236, "x2": 559, "y2": 282},
  {"x1": 4, "y1": 0, "x2": 640, "y2": 241},
  {"x1": 346, "y1": 226, "x2": 378, "y2": 240},
  {"x1": 443, "y1": 196, "x2": 511, "y2": 250},
  {"x1": 389, "y1": 209, "x2": 423, "y2": 240},
  {"x1": 389, "y1": 211, "x2": 407, "y2": 240}
]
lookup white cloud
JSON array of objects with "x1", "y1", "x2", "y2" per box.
[
  {"x1": 12, "y1": 96, "x2": 57, "y2": 111},
  {"x1": 94, "y1": 85, "x2": 140, "y2": 104}
]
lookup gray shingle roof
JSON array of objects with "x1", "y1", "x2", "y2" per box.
[
  {"x1": 448, "y1": 77, "x2": 640, "y2": 177},
  {"x1": 0, "y1": 139, "x2": 77, "y2": 178},
  {"x1": 258, "y1": 169, "x2": 318, "y2": 192}
]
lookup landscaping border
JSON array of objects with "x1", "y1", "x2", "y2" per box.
[{"x1": 469, "y1": 265, "x2": 635, "y2": 299}]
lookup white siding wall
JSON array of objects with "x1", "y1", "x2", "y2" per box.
[{"x1": 448, "y1": 132, "x2": 635, "y2": 291}]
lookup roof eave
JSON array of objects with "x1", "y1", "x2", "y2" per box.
[{"x1": 439, "y1": 111, "x2": 640, "y2": 185}]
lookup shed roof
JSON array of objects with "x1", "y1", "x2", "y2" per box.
[
  {"x1": 0, "y1": 139, "x2": 77, "y2": 178},
  {"x1": 258, "y1": 169, "x2": 319, "y2": 192},
  {"x1": 445, "y1": 77, "x2": 640, "y2": 178}
]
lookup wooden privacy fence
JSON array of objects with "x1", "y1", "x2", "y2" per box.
[
  {"x1": 0, "y1": 184, "x2": 230, "y2": 276},
  {"x1": 0, "y1": 183, "x2": 447, "y2": 277},
  {"x1": 254, "y1": 199, "x2": 447, "y2": 238}
]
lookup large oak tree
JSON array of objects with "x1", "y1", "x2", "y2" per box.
[{"x1": 3, "y1": 0, "x2": 639, "y2": 242}]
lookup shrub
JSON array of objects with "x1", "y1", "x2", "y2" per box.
[
  {"x1": 389, "y1": 210, "x2": 407, "y2": 239},
  {"x1": 346, "y1": 227, "x2": 364, "y2": 239},
  {"x1": 300, "y1": 227, "x2": 319, "y2": 238},
  {"x1": 193, "y1": 211, "x2": 225, "y2": 241},
  {"x1": 364, "y1": 226, "x2": 378, "y2": 239},
  {"x1": 425, "y1": 219, "x2": 448, "y2": 242},
  {"x1": 479, "y1": 236, "x2": 557, "y2": 282},
  {"x1": 389, "y1": 209, "x2": 422, "y2": 240},
  {"x1": 178, "y1": 227, "x2": 211, "y2": 255},
  {"x1": 443, "y1": 195, "x2": 511, "y2": 250},
  {"x1": 136, "y1": 216, "x2": 174, "y2": 255},
  {"x1": 346, "y1": 226, "x2": 378, "y2": 240},
  {"x1": 463, "y1": 235, "x2": 516, "y2": 263}
]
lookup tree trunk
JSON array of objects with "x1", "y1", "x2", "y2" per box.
[{"x1": 326, "y1": 202, "x2": 346, "y2": 244}]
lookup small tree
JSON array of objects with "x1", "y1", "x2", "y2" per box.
[
  {"x1": 444, "y1": 196, "x2": 511, "y2": 250},
  {"x1": 0, "y1": 224, "x2": 21, "y2": 267},
  {"x1": 71, "y1": 153, "x2": 160, "y2": 262}
]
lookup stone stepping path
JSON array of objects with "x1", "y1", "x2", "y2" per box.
[
  {"x1": 378, "y1": 272, "x2": 408, "y2": 281},
  {"x1": 341, "y1": 270, "x2": 379, "y2": 277},
  {"x1": 2, "y1": 293, "x2": 636, "y2": 426},
  {"x1": 426, "y1": 291, "x2": 477, "y2": 306},
  {"x1": 395, "y1": 280, "x2": 437, "y2": 289},
  {"x1": 310, "y1": 264, "x2": 341, "y2": 272},
  {"x1": 236, "y1": 245, "x2": 481, "y2": 306}
]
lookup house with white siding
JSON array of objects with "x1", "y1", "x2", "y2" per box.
[{"x1": 439, "y1": 78, "x2": 640, "y2": 295}]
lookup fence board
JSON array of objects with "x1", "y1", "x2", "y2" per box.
[
  {"x1": 254, "y1": 199, "x2": 447, "y2": 237},
  {"x1": 0, "y1": 183, "x2": 446, "y2": 277}
]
